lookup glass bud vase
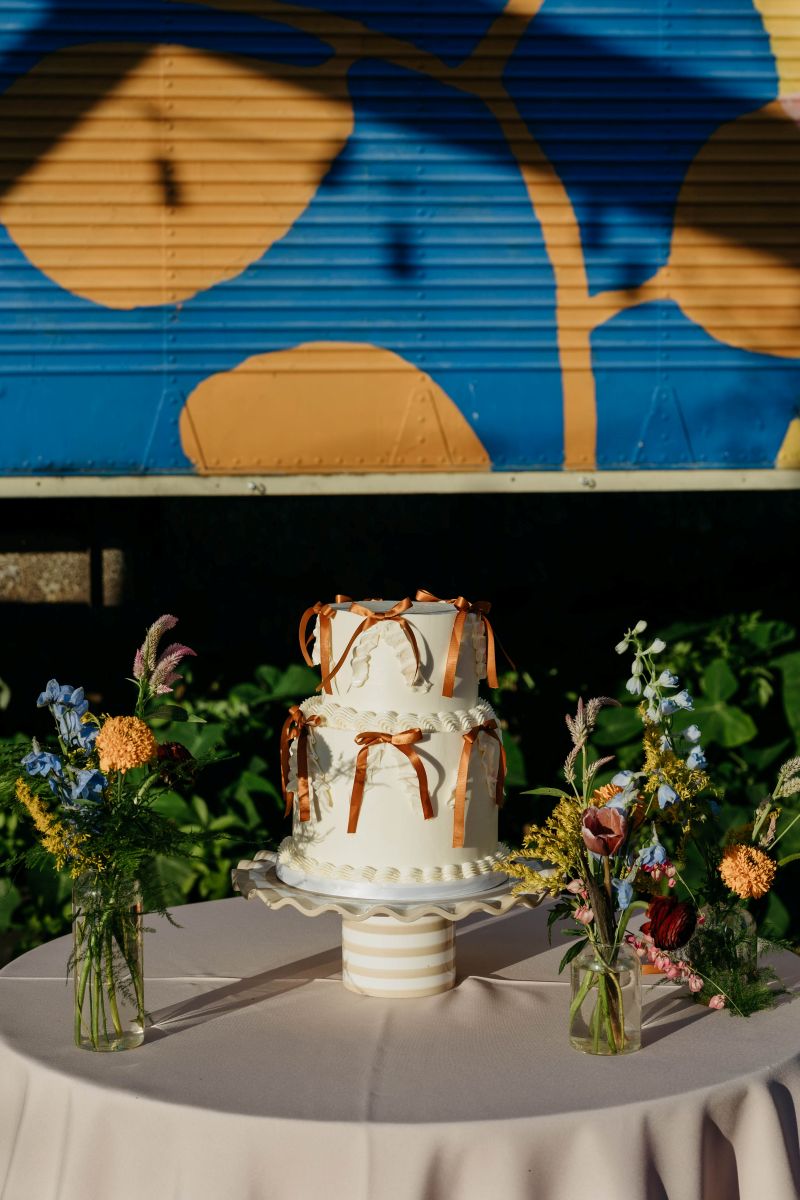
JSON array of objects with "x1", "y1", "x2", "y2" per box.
[
  {"x1": 72, "y1": 871, "x2": 145, "y2": 1051},
  {"x1": 569, "y1": 942, "x2": 641, "y2": 1055}
]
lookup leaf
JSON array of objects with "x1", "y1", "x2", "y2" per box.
[
  {"x1": 147, "y1": 704, "x2": 189, "y2": 722},
  {"x1": 700, "y1": 658, "x2": 738, "y2": 703},
  {"x1": 592, "y1": 705, "x2": 642, "y2": 747},
  {"x1": 746, "y1": 619, "x2": 795, "y2": 653},
  {"x1": 151, "y1": 792, "x2": 195, "y2": 823},
  {"x1": 0, "y1": 879, "x2": 21, "y2": 932},
  {"x1": 558, "y1": 937, "x2": 588, "y2": 973},
  {"x1": 268, "y1": 664, "x2": 321, "y2": 701},
  {"x1": 772, "y1": 652, "x2": 800, "y2": 747},
  {"x1": 521, "y1": 787, "x2": 566, "y2": 799},
  {"x1": 502, "y1": 735, "x2": 527, "y2": 789},
  {"x1": 191, "y1": 795, "x2": 210, "y2": 826},
  {"x1": 690, "y1": 697, "x2": 757, "y2": 748}
]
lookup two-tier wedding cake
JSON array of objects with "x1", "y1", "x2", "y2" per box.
[{"x1": 275, "y1": 593, "x2": 508, "y2": 901}]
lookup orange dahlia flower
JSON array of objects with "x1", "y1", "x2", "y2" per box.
[
  {"x1": 96, "y1": 716, "x2": 158, "y2": 774},
  {"x1": 719, "y1": 844, "x2": 776, "y2": 900},
  {"x1": 591, "y1": 783, "x2": 623, "y2": 807}
]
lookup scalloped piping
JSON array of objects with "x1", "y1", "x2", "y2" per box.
[
  {"x1": 276, "y1": 838, "x2": 508, "y2": 885},
  {"x1": 298, "y1": 695, "x2": 497, "y2": 734}
]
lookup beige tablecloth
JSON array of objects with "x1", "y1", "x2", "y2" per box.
[{"x1": 0, "y1": 896, "x2": 798, "y2": 1200}]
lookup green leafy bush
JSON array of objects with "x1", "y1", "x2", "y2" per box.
[{"x1": 1, "y1": 614, "x2": 797, "y2": 966}]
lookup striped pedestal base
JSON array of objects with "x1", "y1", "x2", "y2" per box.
[{"x1": 341, "y1": 915, "x2": 456, "y2": 998}]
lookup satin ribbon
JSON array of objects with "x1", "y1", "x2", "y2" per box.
[
  {"x1": 280, "y1": 705, "x2": 322, "y2": 822},
  {"x1": 415, "y1": 589, "x2": 513, "y2": 697},
  {"x1": 318, "y1": 597, "x2": 420, "y2": 693},
  {"x1": 452, "y1": 720, "x2": 506, "y2": 848},
  {"x1": 347, "y1": 728, "x2": 433, "y2": 834},
  {"x1": 298, "y1": 596, "x2": 352, "y2": 695}
]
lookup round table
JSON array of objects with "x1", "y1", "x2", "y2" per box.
[{"x1": 0, "y1": 897, "x2": 798, "y2": 1200}]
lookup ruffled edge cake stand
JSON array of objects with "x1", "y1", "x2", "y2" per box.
[{"x1": 233, "y1": 850, "x2": 543, "y2": 999}]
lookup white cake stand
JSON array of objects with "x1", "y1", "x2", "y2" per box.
[{"x1": 233, "y1": 850, "x2": 543, "y2": 999}]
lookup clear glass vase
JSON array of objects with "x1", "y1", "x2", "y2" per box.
[
  {"x1": 569, "y1": 942, "x2": 641, "y2": 1055},
  {"x1": 72, "y1": 871, "x2": 145, "y2": 1051}
]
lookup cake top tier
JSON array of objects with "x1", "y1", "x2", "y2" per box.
[{"x1": 302, "y1": 596, "x2": 495, "y2": 715}]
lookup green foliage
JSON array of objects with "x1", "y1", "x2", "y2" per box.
[
  {"x1": 1, "y1": 613, "x2": 798, "y2": 966},
  {"x1": 501, "y1": 612, "x2": 800, "y2": 943},
  {"x1": 0, "y1": 662, "x2": 318, "y2": 966}
]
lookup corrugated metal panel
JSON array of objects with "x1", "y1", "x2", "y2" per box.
[{"x1": 0, "y1": 0, "x2": 798, "y2": 477}]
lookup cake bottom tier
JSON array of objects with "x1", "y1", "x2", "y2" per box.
[
  {"x1": 280, "y1": 701, "x2": 508, "y2": 901},
  {"x1": 276, "y1": 839, "x2": 508, "y2": 901}
]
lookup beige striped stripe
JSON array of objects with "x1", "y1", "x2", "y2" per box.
[
  {"x1": 344, "y1": 919, "x2": 447, "y2": 937},
  {"x1": 344, "y1": 962, "x2": 454, "y2": 981},
  {"x1": 342, "y1": 942, "x2": 453, "y2": 960},
  {"x1": 344, "y1": 979, "x2": 455, "y2": 999}
]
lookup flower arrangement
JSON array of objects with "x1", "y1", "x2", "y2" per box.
[
  {"x1": 0, "y1": 615, "x2": 222, "y2": 1050},
  {"x1": 503, "y1": 620, "x2": 795, "y2": 1051}
]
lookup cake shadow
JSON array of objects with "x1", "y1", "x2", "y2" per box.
[
  {"x1": 453, "y1": 906, "x2": 554, "y2": 979},
  {"x1": 146, "y1": 946, "x2": 342, "y2": 1041}
]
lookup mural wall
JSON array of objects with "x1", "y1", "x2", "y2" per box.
[{"x1": 0, "y1": 0, "x2": 799, "y2": 476}]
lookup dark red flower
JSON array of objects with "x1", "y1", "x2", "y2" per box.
[
  {"x1": 581, "y1": 806, "x2": 627, "y2": 856},
  {"x1": 641, "y1": 896, "x2": 697, "y2": 950},
  {"x1": 156, "y1": 741, "x2": 194, "y2": 782},
  {"x1": 157, "y1": 741, "x2": 193, "y2": 765}
]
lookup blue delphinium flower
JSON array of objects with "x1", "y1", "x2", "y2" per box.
[
  {"x1": 67, "y1": 769, "x2": 107, "y2": 806},
  {"x1": 638, "y1": 840, "x2": 667, "y2": 868},
  {"x1": 37, "y1": 679, "x2": 68, "y2": 708},
  {"x1": 626, "y1": 676, "x2": 643, "y2": 696},
  {"x1": 657, "y1": 783, "x2": 679, "y2": 809},
  {"x1": 686, "y1": 746, "x2": 707, "y2": 770},
  {"x1": 21, "y1": 749, "x2": 63, "y2": 779},
  {"x1": 683, "y1": 724, "x2": 702, "y2": 743},
  {"x1": 673, "y1": 690, "x2": 694, "y2": 711},
  {"x1": 75, "y1": 720, "x2": 99, "y2": 750},
  {"x1": 613, "y1": 878, "x2": 634, "y2": 910},
  {"x1": 56, "y1": 686, "x2": 89, "y2": 718},
  {"x1": 55, "y1": 707, "x2": 85, "y2": 746},
  {"x1": 657, "y1": 670, "x2": 679, "y2": 687}
]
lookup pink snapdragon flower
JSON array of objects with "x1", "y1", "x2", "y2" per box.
[
  {"x1": 708, "y1": 994, "x2": 726, "y2": 1010},
  {"x1": 574, "y1": 904, "x2": 594, "y2": 925}
]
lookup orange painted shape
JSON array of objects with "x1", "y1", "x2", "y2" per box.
[
  {"x1": 666, "y1": 97, "x2": 800, "y2": 358},
  {"x1": 777, "y1": 416, "x2": 800, "y2": 467},
  {"x1": 0, "y1": 43, "x2": 353, "y2": 309},
  {"x1": 179, "y1": 343, "x2": 491, "y2": 473}
]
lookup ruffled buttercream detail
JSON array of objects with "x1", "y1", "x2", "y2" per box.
[
  {"x1": 443, "y1": 721, "x2": 503, "y2": 812},
  {"x1": 472, "y1": 619, "x2": 487, "y2": 681},
  {"x1": 276, "y1": 838, "x2": 508, "y2": 886},
  {"x1": 298, "y1": 695, "x2": 496, "y2": 734},
  {"x1": 286, "y1": 729, "x2": 334, "y2": 816},
  {"x1": 347, "y1": 619, "x2": 429, "y2": 691}
]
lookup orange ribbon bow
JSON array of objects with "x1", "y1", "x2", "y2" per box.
[
  {"x1": 318, "y1": 598, "x2": 421, "y2": 693},
  {"x1": 452, "y1": 720, "x2": 506, "y2": 848},
  {"x1": 415, "y1": 589, "x2": 513, "y2": 697},
  {"x1": 280, "y1": 705, "x2": 322, "y2": 822},
  {"x1": 298, "y1": 596, "x2": 352, "y2": 695},
  {"x1": 348, "y1": 728, "x2": 433, "y2": 834}
]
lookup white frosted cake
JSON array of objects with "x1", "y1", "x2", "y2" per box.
[{"x1": 276, "y1": 595, "x2": 508, "y2": 901}]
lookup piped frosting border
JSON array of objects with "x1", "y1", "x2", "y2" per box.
[{"x1": 298, "y1": 694, "x2": 497, "y2": 734}]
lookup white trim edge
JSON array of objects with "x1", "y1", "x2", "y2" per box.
[{"x1": 1, "y1": 470, "x2": 799, "y2": 498}]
